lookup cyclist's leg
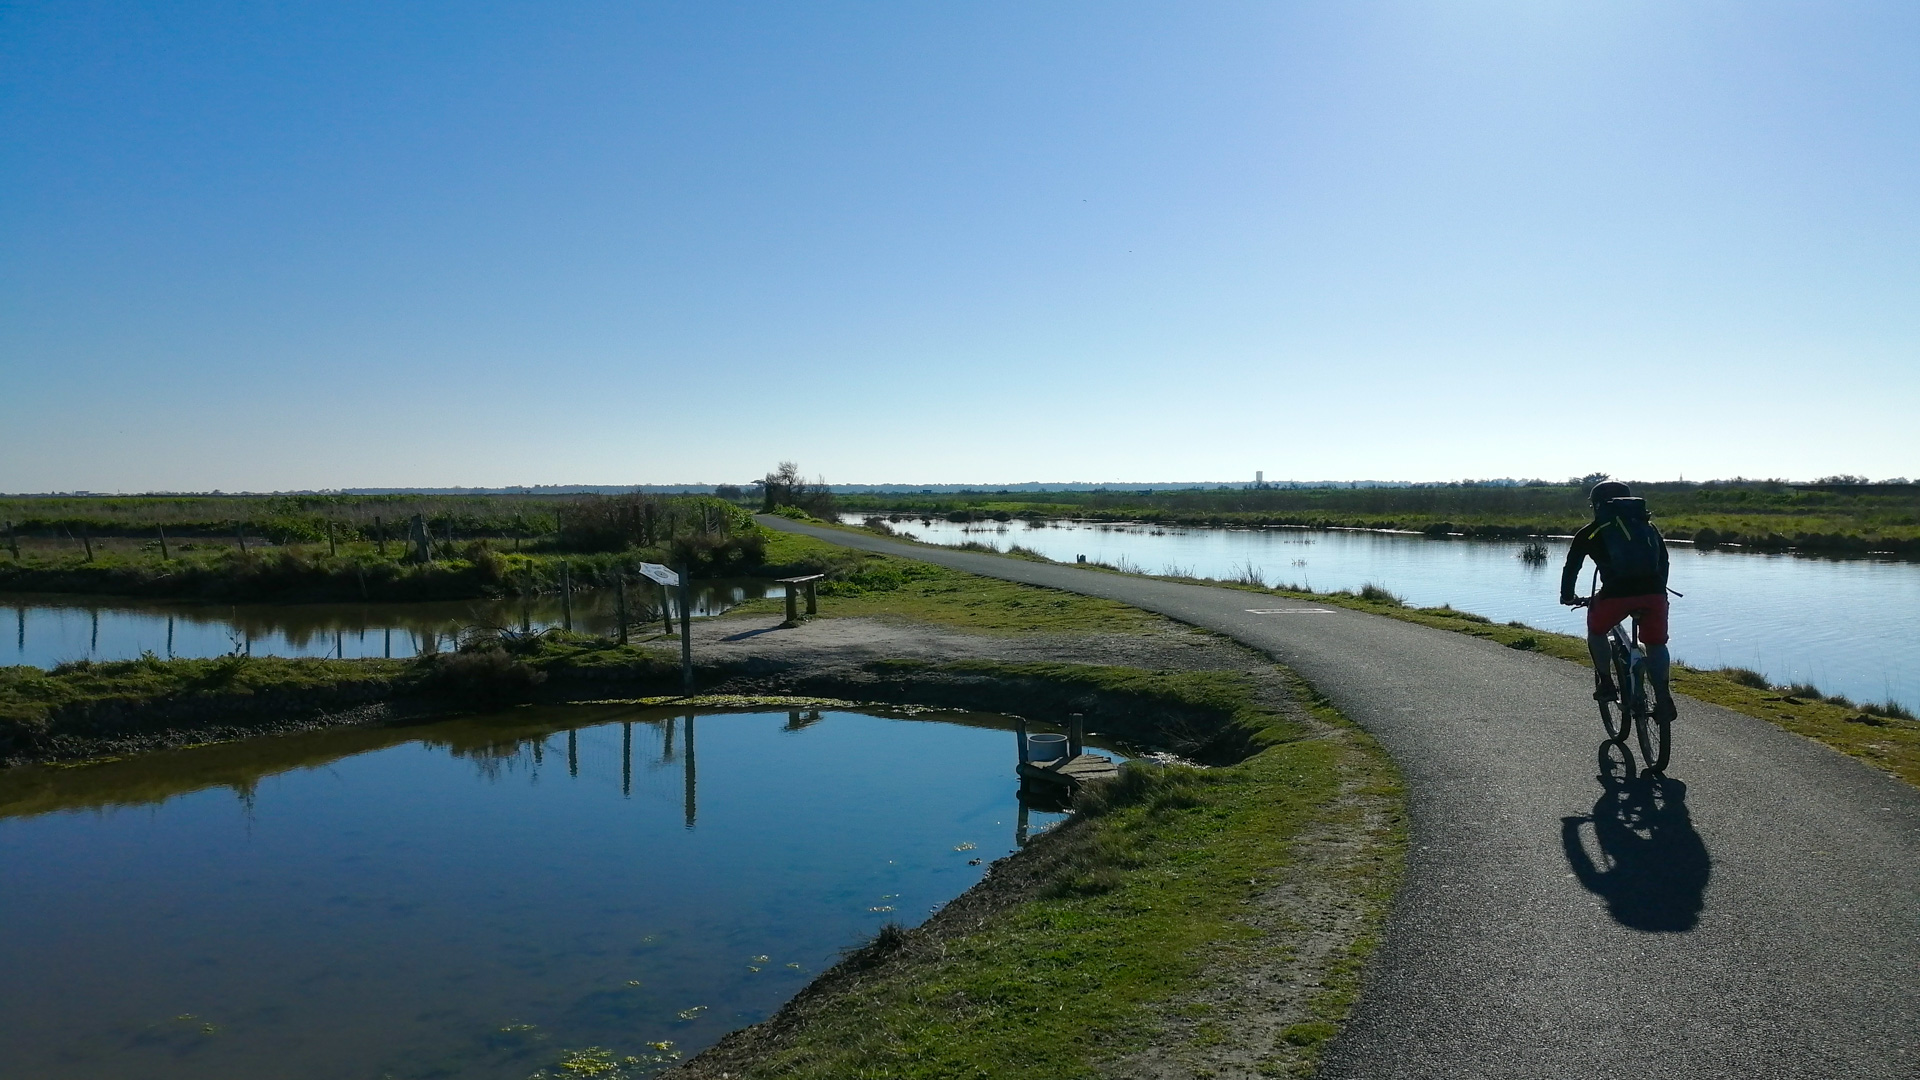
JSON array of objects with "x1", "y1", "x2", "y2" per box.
[
  {"x1": 1638, "y1": 596, "x2": 1675, "y2": 721},
  {"x1": 1584, "y1": 600, "x2": 1617, "y2": 699}
]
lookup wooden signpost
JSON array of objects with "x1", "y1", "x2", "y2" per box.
[{"x1": 635, "y1": 563, "x2": 692, "y2": 689}]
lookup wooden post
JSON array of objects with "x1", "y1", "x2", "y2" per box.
[
  {"x1": 660, "y1": 583, "x2": 674, "y2": 635},
  {"x1": 5, "y1": 521, "x2": 17, "y2": 560},
  {"x1": 678, "y1": 564, "x2": 693, "y2": 691},
  {"x1": 616, "y1": 573, "x2": 629, "y2": 645},
  {"x1": 409, "y1": 514, "x2": 430, "y2": 562},
  {"x1": 157, "y1": 525, "x2": 169, "y2": 561},
  {"x1": 805, "y1": 579, "x2": 818, "y2": 616},
  {"x1": 521, "y1": 569, "x2": 532, "y2": 634},
  {"x1": 1068, "y1": 713, "x2": 1085, "y2": 758},
  {"x1": 785, "y1": 584, "x2": 800, "y2": 624},
  {"x1": 561, "y1": 563, "x2": 573, "y2": 631},
  {"x1": 81, "y1": 527, "x2": 94, "y2": 562},
  {"x1": 1016, "y1": 715, "x2": 1031, "y2": 764},
  {"x1": 328, "y1": 522, "x2": 337, "y2": 557},
  {"x1": 445, "y1": 518, "x2": 455, "y2": 552},
  {"x1": 375, "y1": 516, "x2": 386, "y2": 556},
  {"x1": 235, "y1": 524, "x2": 248, "y2": 555}
]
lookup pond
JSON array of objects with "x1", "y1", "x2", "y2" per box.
[
  {"x1": 847, "y1": 514, "x2": 1920, "y2": 714},
  {"x1": 0, "y1": 705, "x2": 1076, "y2": 1079},
  {"x1": 1, "y1": 579, "x2": 775, "y2": 668}
]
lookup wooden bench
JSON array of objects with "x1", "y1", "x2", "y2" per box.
[{"x1": 776, "y1": 574, "x2": 825, "y2": 622}]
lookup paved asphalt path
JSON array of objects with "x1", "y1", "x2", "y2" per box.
[{"x1": 761, "y1": 516, "x2": 1919, "y2": 1078}]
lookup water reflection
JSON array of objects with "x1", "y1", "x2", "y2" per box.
[
  {"x1": 1, "y1": 579, "x2": 774, "y2": 669},
  {"x1": 0, "y1": 706, "x2": 1070, "y2": 1080}
]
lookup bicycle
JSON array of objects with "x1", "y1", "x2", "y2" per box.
[{"x1": 1570, "y1": 594, "x2": 1671, "y2": 773}]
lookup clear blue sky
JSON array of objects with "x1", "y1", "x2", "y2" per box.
[{"x1": 3, "y1": 2, "x2": 1915, "y2": 491}]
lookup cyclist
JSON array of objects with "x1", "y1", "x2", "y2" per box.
[{"x1": 1560, "y1": 480, "x2": 1676, "y2": 724}]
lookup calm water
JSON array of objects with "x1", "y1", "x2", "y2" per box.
[
  {"x1": 0, "y1": 705, "x2": 1071, "y2": 1079},
  {"x1": 1, "y1": 580, "x2": 774, "y2": 668},
  {"x1": 849, "y1": 515, "x2": 1920, "y2": 712}
]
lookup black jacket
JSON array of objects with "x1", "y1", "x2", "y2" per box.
[{"x1": 1560, "y1": 518, "x2": 1669, "y2": 602}]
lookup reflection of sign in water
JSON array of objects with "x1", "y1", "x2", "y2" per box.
[{"x1": 635, "y1": 563, "x2": 679, "y2": 587}]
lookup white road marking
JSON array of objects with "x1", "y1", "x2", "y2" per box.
[{"x1": 1245, "y1": 608, "x2": 1335, "y2": 614}]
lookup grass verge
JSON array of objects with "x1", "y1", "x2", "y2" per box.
[{"x1": 748, "y1": 530, "x2": 1160, "y2": 634}]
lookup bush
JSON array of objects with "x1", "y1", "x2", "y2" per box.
[
  {"x1": 420, "y1": 647, "x2": 546, "y2": 705},
  {"x1": 1357, "y1": 583, "x2": 1404, "y2": 606}
]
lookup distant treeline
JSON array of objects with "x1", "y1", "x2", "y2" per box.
[
  {"x1": 839, "y1": 480, "x2": 1920, "y2": 557},
  {"x1": 0, "y1": 491, "x2": 768, "y2": 545},
  {"x1": 0, "y1": 493, "x2": 767, "y2": 603}
]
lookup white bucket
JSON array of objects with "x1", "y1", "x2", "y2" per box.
[{"x1": 1026, "y1": 733, "x2": 1068, "y2": 763}]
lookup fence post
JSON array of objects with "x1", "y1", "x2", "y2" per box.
[
  {"x1": 616, "y1": 573, "x2": 629, "y2": 645},
  {"x1": 81, "y1": 526, "x2": 94, "y2": 562},
  {"x1": 409, "y1": 515, "x2": 430, "y2": 563},
  {"x1": 328, "y1": 521, "x2": 337, "y2": 557},
  {"x1": 678, "y1": 564, "x2": 693, "y2": 691},
  {"x1": 235, "y1": 524, "x2": 248, "y2": 555},
  {"x1": 561, "y1": 563, "x2": 573, "y2": 631},
  {"x1": 375, "y1": 516, "x2": 386, "y2": 556},
  {"x1": 5, "y1": 520, "x2": 17, "y2": 560},
  {"x1": 157, "y1": 525, "x2": 169, "y2": 561}
]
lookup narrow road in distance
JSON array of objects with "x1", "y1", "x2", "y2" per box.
[{"x1": 761, "y1": 515, "x2": 1919, "y2": 1079}]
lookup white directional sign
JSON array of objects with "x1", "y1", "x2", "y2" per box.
[{"x1": 636, "y1": 563, "x2": 680, "y2": 587}]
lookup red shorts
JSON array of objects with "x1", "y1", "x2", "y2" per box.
[{"x1": 1586, "y1": 593, "x2": 1669, "y2": 645}]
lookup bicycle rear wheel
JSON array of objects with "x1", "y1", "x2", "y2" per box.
[
  {"x1": 1599, "y1": 640, "x2": 1633, "y2": 742},
  {"x1": 1634, "y1": 678, "x2": 1670, "y2": 772}
]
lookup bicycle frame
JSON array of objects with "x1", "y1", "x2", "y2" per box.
[{"x1": 1610, "y1": 616, "x2": 1645, "y2": 710}]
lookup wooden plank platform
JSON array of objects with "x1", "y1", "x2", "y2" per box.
[{"x1": 1017, "y1": 753, "x2": 1120, "y2": 789}]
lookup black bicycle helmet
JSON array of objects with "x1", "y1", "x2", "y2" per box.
[{"x1": 1589, "y1": 479, "x2": 1631, "y2": 507}]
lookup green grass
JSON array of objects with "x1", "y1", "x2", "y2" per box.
[
  {"x1": 0, "y1": 539, "x2": 756, "y2": 604},
  {"x1": 0, "y1": 632, "x2": 686, "y2": 756},
  {"x1": 750, "y1": 530, "x2": 1161, "y2": 634},
  {"x1": 708, "y1": 662, "x2": 1402, "y2": 1079},
  {"x1": 1, "y1": 653, "x2": 410, "y2": 734}
]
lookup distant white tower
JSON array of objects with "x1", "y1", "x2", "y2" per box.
[{"x1": 1256, "y1": 471, "x2": 1264, "y2": 484}]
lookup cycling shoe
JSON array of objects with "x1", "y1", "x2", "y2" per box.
[{"x1": 1652, "y1": 699, "x2": 1677, "y2": 724}]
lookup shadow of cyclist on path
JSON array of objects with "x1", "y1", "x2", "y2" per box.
[{"x1": 1561, "y1": 741, "x2": 1711, "y2": 932}]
